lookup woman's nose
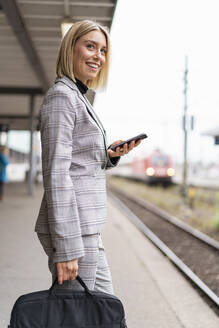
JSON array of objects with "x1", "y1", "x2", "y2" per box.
[{"x1": 94, "y1": 49, "x2": 102, "y2": 59}]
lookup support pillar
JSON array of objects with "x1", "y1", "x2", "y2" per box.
[{"x1": 28, "y1": 95, "x2": 35, "y2": 195}]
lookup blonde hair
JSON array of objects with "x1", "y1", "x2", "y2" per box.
[{"x1": 56, "y1": 20, "x2": 111, "y2": 91}]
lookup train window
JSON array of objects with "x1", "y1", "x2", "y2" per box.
[{"x1": 152, "y1": 155, "x2": 169, "y2": 166}]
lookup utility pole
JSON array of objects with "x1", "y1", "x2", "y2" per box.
[{"x1": 182, "y1": 56, "x2": 188, "y2": 199}]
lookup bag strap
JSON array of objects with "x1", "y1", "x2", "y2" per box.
[
  {"x1": 49, "y1": 275, "x2": 92, "y2": 296},
  {"x1": 76, "y1": 275, "x2": 91, "y2": 293}
]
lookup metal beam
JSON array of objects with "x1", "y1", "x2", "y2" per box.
[
  {"x1": 0, "y1": 115, "x2": 39, "y2": 120},
  {"x1": 0, "y1": 87, "x2": 44, "y2": 95},
  {"x1": 0, "y1": 0, "x2": 49, "y2": 92},
  {"x1": 18, "y1": 1, "x2": 115, "y2": 7},
  {"x1": 23, "y1": 14, "x2": 112, "y2": 21},
  {"x1": 64, "y1": 0, "x2": 70, "y2": 17},
  {"x1": 110, "y1": 0, "x2": 117, "y2": 29}
]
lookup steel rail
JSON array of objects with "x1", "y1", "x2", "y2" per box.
[
  {"x1": 108, "y1": 190, "x2": 219, "y2": 307},
  {"x1": 109, "y1": 185, "x2": 219, "y2": 251}
]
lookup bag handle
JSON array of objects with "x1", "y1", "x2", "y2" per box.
[{"x1": 49, "y1": 275, "x2": 92, "y2": 296}]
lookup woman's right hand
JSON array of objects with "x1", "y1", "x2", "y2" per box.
[{"x1": 56, "y1": 259, "x2": 78, "y2": 284}]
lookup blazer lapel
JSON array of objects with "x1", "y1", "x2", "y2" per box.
[
  {"x1": 81, "y1": 94, "x2": 106, "y2": 136},
  {"x1": 78, "y1": 93, "x2": 108, "y2": 156},
  {"x1": 55, "y1": 76, "x2": 108, "y2": 153}
]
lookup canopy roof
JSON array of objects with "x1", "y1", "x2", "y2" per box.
[
  {"x1": 203, "y1": 127, "x2": 219, "y2": 137},
  {"x1": 0, "y1": 0, "x2": 117, "y2": 130}
]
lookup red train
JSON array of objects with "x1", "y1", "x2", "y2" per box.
[{"x1": 131, "y1": 150, "x2": 175, "y2": 185}]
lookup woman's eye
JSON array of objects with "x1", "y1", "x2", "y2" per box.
[
  {"x1": 101, "y1": 49, "x2": 107, "y2": 55},
  {"x1": 87, "y1": 44, "x2": 95, "y2": 49}
]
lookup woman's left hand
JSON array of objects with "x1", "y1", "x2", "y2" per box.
[{"x1": 107, "y1": 139, "x2": 141, "y2": 158}]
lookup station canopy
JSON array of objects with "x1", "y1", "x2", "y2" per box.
[
  {"x1": 203, "y1": 127, "x2": 219, "y2": 137},
  {"x1": 0, "y1": 0, "x2": 117, "y2": 130},
  {"x1": 203, "y1": 126, "x2": 219, "y2": 145}
]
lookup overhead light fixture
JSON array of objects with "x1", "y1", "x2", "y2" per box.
[{"x1": 61, "y1": 17, "x2": 73, "y2": 38}]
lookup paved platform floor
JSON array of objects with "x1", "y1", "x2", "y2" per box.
[
  {"x1": 106, "y1": 197, "x2": 219, "y2": 327},
  {"x1": 0, "y1": 182, "x2": 219, "y2": 327}
]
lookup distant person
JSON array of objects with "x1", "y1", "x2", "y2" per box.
[
  {"x1": 0, "y1": 146, "x2": 10, "y2": 201},
  {"x1": 35, "y1": 20, "x2": 141, "y2": 293}
]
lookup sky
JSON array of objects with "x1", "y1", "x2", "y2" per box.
[
  {"x1": 8, "y1": 0, "x2": 219, "y2": 164},
  {"x1": 94, "y1": 0, "x2": 219, "y2": 164}
]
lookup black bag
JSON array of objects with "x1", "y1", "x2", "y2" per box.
[{"x1": 8, "y1": 275, "x2": 127, "y2": 328}]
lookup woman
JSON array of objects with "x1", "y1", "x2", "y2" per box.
[
  {"x1": 35, "y1": 20, "x2": 141, "y2": 294},
  {"x1": 0, "y1": 146, "x2": 10, "y2": 201}
]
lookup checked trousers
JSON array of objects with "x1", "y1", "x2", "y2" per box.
[{"x1": 37, "y1": 233, "x2": 114, "y2": 294}]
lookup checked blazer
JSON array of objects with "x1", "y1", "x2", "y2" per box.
[{"x1": 35, "y1": 76, "x2": 119, "y2": 263}]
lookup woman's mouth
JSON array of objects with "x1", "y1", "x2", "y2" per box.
[{"x1": 86, "y1": 62, "x2": 100, "y2": 72}]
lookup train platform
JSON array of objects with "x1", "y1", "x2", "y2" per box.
[{"x1": 0, "y1": 182, "x2": 218, "y2": 328}]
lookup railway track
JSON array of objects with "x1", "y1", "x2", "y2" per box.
[
  {"x1": 108, "y1": 184, "x2": 219, "y2": 314},
  {"x1": 111, "y1": 169, "x2": 219, "y2": 191}
]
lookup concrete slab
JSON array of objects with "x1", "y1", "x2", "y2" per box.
[
  {"x1": 103, "y1": 197, "x2": 219, "y2": 328},
  {"x1": 0, "y1": 183, "x2": 50, "y2": 328}
]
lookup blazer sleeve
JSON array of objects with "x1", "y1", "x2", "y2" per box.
[
  {"x1": 105, "y1": 152, "x2": 120, "y2": 169},
  {"x1": 105, "y1": 144, "x2": 120, "y2": 169},
  {"x1": 40, "y1": 90, "x2": 84, "y2": 263}
]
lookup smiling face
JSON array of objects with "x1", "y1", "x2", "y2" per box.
[{"x1": 73, "y1": 30, "x2": 107, "y2": 84}]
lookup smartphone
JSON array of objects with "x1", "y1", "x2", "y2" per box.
[{"x1": 110, "y1": 133, "x2": 148, "y2": 151}]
